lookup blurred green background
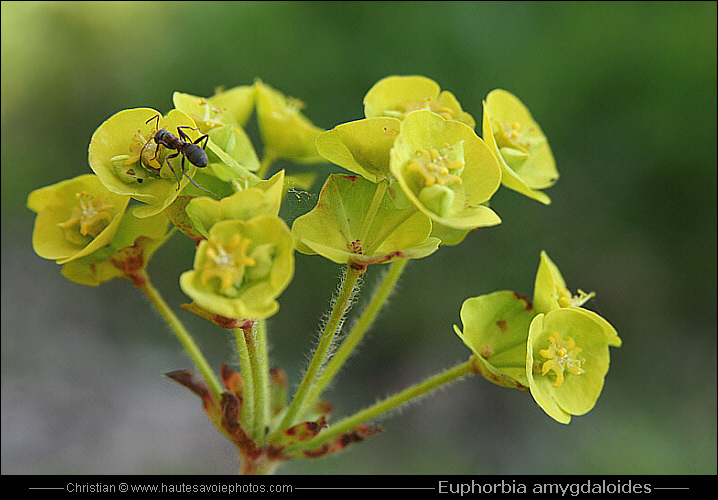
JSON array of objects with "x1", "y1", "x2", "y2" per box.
[{"x1": 2, "y1": 1, "x2": 716, "y2": 475}]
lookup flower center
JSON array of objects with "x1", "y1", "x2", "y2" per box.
[
  {"x1": 556, "y1": 284, "x2": 596, "y2": 308},
  {"x1": 492, "y1": 119, "x2": 536, "y2": 154},
  {"x1": 388, "y1": 97, "x2": 455, "y2": 121},
  {"x1": 126, "y1": 130, "x2": 163, "y2": 173},
  {"x1": 405, "y1": 143, "x2": 465, "y2": 188},
  {"x1": 57, "y1": 191, "x2": 115, "y2": 243},
  {"x1": 200, "y1": 235, "x2": 256, "y2": 294},
  {"x1": 538, "y1": 331, "x2": 585, "y2": 388}
]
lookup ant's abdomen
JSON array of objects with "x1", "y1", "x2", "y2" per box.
[{"x1": 185, "y1": 145, "x2": 208, "y2": 168}]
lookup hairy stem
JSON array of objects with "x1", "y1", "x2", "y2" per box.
[
  {"x1": 234, "y1": 325, "x2": 255, "y2": 436},
  {"x1": 303, "y1": 258, "x2": 409, "y2": 409},
  {"x1": 252, "y1": 319, "x2": 271, "y2": 444},
  {"x1": 136, "y1": 272, "x2": 223, "y2": 402},
  {"x1": 274, "y1": 265, "x2": 363, "y2": 434},
  {"x1": 285, "y1": 360, "x2": 473, "y2": 454}
]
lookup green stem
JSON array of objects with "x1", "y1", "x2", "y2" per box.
[
  {"x1": 241, "y1": 323, "x2": 267, "y2": 443},
  {"x1": 257, "y1": 149, "x2": 277, "y2": 179},
  {"x1": 136, "y1": 272, "x2": 223, "y2": 402},
  {"x1": 234, "y1": 326, "x2": 255, "y2": 435},
  {"x1": 274, "y1": 265, "x2": 363, "y2": 434},
  {"x1": 252, "y1": 319, "x2": 270, "y2": 444},
  {"x1": 357, "y1": 179, "x2": 389, "y2": 245},
  {"x1": 303, "y1": 258, "x2": 409, "y2": 409},
  {"x1": 285, "y1": 360, "x2": 473, "y2": 454}
]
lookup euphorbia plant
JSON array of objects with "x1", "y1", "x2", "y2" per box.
[{"x1": 28, "y1": 75, "x2": 620, "y2": 474}]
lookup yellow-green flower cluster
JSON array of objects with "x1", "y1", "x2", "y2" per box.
[
  {"x1": 26, "y1": 73, "x2": 624, "y2": 470},
  {"x1": 482, "y1": 89, "x2": 558, "y2": 204},
  {"x1": 27, "y1": 173, "x2": 171, "y2": 286},
  {"x1": 29, "y1": 81, "x2": 322, "y2": 314},
  {"x1": 293, "y1": 75, "x2": 522, "y2": 267},
  {"x1": 454, "y1": 251, "x2": 621, "y2": 424},
  {"x1": 179, "y1": 171, "x2": 295, "y2": 320},
  {"x1": 29, "y1": 174, "x2": 130, "y2": 264},
  {"x1": 179, "y1": 215, "x2": 294, "y2": 320}
]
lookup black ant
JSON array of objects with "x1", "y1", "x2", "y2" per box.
[{"x1": 142, "y1": 114, "x2": 218, "y2": 198}]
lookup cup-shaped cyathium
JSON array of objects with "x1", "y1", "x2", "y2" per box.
[
  {"x1": 482, "y1": 89, "x2": 558, "y2": 204},
  {"x1": 180, "y1": 217, "x2": 295, "y2": 320}
]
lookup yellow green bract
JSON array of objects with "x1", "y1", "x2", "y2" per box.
[
  {"x1": 172, "y1": 85, "x2": 255, "y2": 132},
  {"x1": 88, "y1": 107, "x2": 204, "y2": 218},
  {"x1": 315, "y1": 117, "x2": 401, "y2": 183},
  {"x1": 533, "y1": 251, "x2": 621, "y2": 347},
  {"x1": 526, "y1": 307, "x2": 618, "y2": 424},
  {"x1": 454, "y1": 290, "x2": 535, "y2": 389},
  {"x1": 27, "y1": 174, "x2": 130, "y2": 264},
  {"x1": 180, "y1": 217, "x2": 295, "y2": 320},
  {"x1": 390, "y1": 110, "x2": 502, "y2": 229},
  {"x1": 205, "y1": 124, "x2": 260, "y2": 178},
  {"x1": 454, "y1": 252, "x2": 621, "y2": 423},
  {"x1": 482, "y1": 89, "x2": 558, "y2": 205},
  {"x1": 364, "y1": 75, "x2": 476, "y2": 128},
  {"x1": 173, "y1": 89, "x2": 261, "y2": 179},
  {"x1": 292, "y1": 174, "x2": 440, "y2": 266},
  {"x1": 254, "y1": 80, "x2": 326, "y2": 163},
  {"x1": 186, "y1": 170, "x2": 285, "y2": 239},
  {"x1": 60, "y1": 211, "x2": 171, "y2": 286}
]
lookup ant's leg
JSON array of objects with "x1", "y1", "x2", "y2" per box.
[
  {"x1": 177, "y1": 125, "x2": 201, "y2": 143},
  {"x1": 149, "y1": 141, "x2": 162, "y2": 163},
  {"x1": 176, "y1": 149, "x2": 219, "y2": 198},
  {"x1": 164, "y1": 152, "x2": 182, "y2": 189},
  {"x1": 183, "y1": 169, "x2": 220, "y2": 199},
  {"x1": 194, "y1": 134, "x2": 209, "y2": 149},
  {"x1": 144, "y1": 115, "x2": 162, "y2": 162},
  {"x1": 177, "y1": 127, "x2": 208, "y2": 153},
  {"x1": 177, "y1": 127, "x2": 191, "y2": 143}
]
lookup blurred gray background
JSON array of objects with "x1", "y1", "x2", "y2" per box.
[{"x1": 2, "y1": 1, "x2": 716, "y2": 474}]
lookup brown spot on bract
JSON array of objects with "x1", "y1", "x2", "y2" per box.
[
  {"x1": 512, "y1": 292, "x2": 533, "y2": 311},
  {"x1": 497, "y1": 319, "x2": 507, "y2": 332}
]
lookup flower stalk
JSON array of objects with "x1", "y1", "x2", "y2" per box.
[
  {"x1": 304, "y1": 257, "x2": 409, "y2": 410},
  {"x1": 233, "y1": 325, "x2": 255, "y2": 435},
  {"x1": 136, "y1": 271, "x2": 223, "y2": 403},
  {"x1": 251, "y1": 319, "x2": 271, "y2": 444},
  {"x1": 275, "y1": 264, "x2": 364, "y2": 433},
  {"x1": 284, "y1": 360, "x2": 473, "y2": 454}
]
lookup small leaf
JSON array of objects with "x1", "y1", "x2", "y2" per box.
[
  {"x1": 272, "y1": 417, "x2": 329, "y2": 448},
  {"x1": 180, "y1": 302, "x2": 252, "y2": 329},
  {"x1": 220, "y1": 392, "x2": 257, "y2": 451},
  {"x1": 165, "y1": 369, "x2": 216, "y2": 411},
  {"x1": 300, "y1": 424, "x2": 382, "y2": 459},
  {"x1": 220, "y1": 363, "x2": 245, "y2": 398}
]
